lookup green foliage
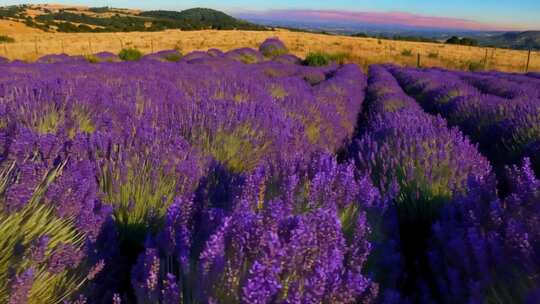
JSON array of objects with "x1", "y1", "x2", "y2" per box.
[
  {"x1": 303, "y1": 51, "x2": 349, "y2": 66},
  {"x1": 85, "y1": 55, "x2": 100, "y2": 64},
  {"x1": 164, "y1": 53, "x2": 182, "y2": 62},
  {"x1": 269, "y1": 84, "x2": 288, "y2": 99},
  {"x1": 140, "y1": 8, "x2": 267, "y2": 30},
  {"x1": 446, "y1": 36, "x2": 479, "y2": 46},
  {"x1": 33, "y1": 108, "x2": 64, "y2": 135},
  {"x1": 304, "y1": 53, "x2": 329, "y2": 66},
  {"x1": 261, "y1": 45, "x2": 288, "y2": 58},
  {"x1": 401, "y1": 49, "x2": 413, "y2": 57},
  {"x1": 195, "y1": 125, "x2": 269, "y2": 173},
  {"x1": 0, "y1": 5, "x2": 26, "y2": 19},
  {"x1": 36, "y1": 12, "x2": 148, "y2": 32},
  {"x1": 351, "y1": 32, "x2": 440, "y2": 44},
  {"x1": 55, "y1": 21, "x2": 81, "y2": 33},
  {"x1": 393, "y1": 35, "x2": 440, "y2": 43},
  {"x1": 31, "y1": 8, "x2": 267, "y2": 33},
  {"x1": 0, "y1": 35, "x2": 15, "y2": 43},
  {"x1": 99, "y1": 159, "x2": 178, "y2": 244},
  {"x1": 77, "y1": 24, "x2": 93, "y2": 32},
  {"x1": 428, "y1": 52, "x2": 439, "y2": 59},
  {"x1": 68, "y1": 106, "x2": 95, "y2": 137},
  {"x1": 237, "y1": 54, "x2": 260, "y2": 64},
  {"x1": 88, "y1": 7, "x2": 114, "y2": 13},
  {"x1": 0, "y1": 162, "x2": 89, "y2": 304},
  {"x1": 118, "y1": 48, "x2": 143, "y2": 61},
  {"x1": 351, "y1": 32, "x2": 368, "y2": 38},
  {"x1": 467, "y1": 61, "x2": 484, "y2": 72}
]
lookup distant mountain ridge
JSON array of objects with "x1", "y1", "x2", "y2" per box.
[
  {"x1": 238, "y1": 14, "x2": 540, "y2": 50},
  {"x1": 0, "y1": 5, "x2": 267, "y2": 32},
  {"x1": 479, "y1": 31, "x2": 540, "y2": 50}
]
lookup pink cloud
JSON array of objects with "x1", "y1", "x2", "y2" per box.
[{"x1": 238, "y1": 9, "x2": 520, "y2": 31}]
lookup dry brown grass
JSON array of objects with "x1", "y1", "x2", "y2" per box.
[
  {"x1": 0, "y1": 20, "x2": 43, "y2": 35},
  {"x1": 0, "y1": 27, "x2": 538, "y2": 72}
]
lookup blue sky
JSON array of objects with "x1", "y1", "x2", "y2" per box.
[{"x1": 2, "y1": 0, "x2": 539, "y2": 29}]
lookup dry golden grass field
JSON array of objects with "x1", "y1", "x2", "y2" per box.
[{"x1": 1, "y1": 21, "x2": 539, "y2": 72}]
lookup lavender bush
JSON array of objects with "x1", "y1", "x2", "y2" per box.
[{"x1": 259, "y1": 38, "x2": 289, "y2": 58}]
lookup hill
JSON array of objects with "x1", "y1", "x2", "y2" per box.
[
  {"x1": 0, "y1": 19, "x2": 43, "y2": 34},
  {"x1": 0, "y1": 5, "x2": 267, "y2": 32},
  {"x1": 479, "y1": 31, "x2": 540, "y2": 50},
  {"x1": 139, "y1": 8, "x2": 261, "y2": 30}
]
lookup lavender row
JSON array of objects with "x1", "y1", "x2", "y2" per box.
[
  {"x1": 452, "y1": 70, "x2": 540, "y2": 100},
  {"x1": 349, "y1": 65, "x2": 495, "y2": 302},
  {"x1": 380, "y1": 65, "x2": 540, "y2": 302},
  {"x1": 390, "y1": 66, "x2": 540, "y2": 176},
  {"x1": 429, "y1": 158, "x2": 540, "y2": 303},
  {"x1": 354, "y1": 65, "x2": 492, "y2": 216}
]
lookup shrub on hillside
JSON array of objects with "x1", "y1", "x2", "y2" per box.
[
  {"x1": 467, "y1": 61, "x2": 484, "y2": 72},
  {"x1": 304, "y1": 52, "x2": 349, "y2": 66},
  {"x1": 0, "y1": 35, "x2": 15, "y2": 43},
  {"x1": 446, "y1": 36, "x2": 478, "y2": 46},
  {"x1": 119, "y1": 48, "x2": 143, "y2": 61},
  {"x1": 401, "y1": 49, "x2": 413, "y2": 57}
]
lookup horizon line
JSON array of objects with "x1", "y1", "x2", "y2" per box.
[{"x1": 231, "y1": 8, "x2": 538, "y2": 32}]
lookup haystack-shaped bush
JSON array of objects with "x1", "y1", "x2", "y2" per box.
[
  {"x1": 118, "y1": 48, "x2": 143, "y2": 61},
  {"x1": 259, "y1": 37, "x2": 288, "y2": 58}
]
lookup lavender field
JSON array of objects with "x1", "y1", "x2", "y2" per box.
[{"x1": 0, "y1": 38, "x2": 538, "y2": 304}]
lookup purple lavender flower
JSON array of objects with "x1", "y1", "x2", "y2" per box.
[
  {"x1": 390, "y1": 66, "x2": 540, "y2": 176},
  {"x1": 428, "y1": 158, "x2": 540, "y2": 303},
  {"x1": 8, "y1": 268, "x2": 34, "y2": 304},
  {"x1": 48, "y1": 244, "x2": 85, "y2": 274},
  {"x1": 131, "y1": 246, "x2": 161, "y2": 303},
  {"x1": 161, "y1": 273, "x2": 181, "y2": 304}
]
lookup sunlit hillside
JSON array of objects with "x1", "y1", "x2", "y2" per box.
[{"x1": 0, "y1": 26, "x2": 538, "y2": 72}]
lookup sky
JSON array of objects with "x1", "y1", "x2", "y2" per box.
[{"x1": 1, "y1": 0, "x2": 539, "y2": 30}]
